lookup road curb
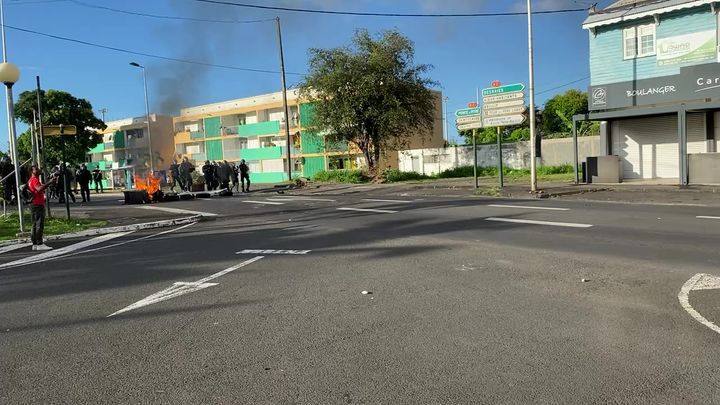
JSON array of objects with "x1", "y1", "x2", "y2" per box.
[{"x1": 0, "y1": 215, "x2": 202, "y2": 247}]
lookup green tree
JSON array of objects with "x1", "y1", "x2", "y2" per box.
[
  {"x1": 14, "y1": 89, "x2": 105, "y2": 167},
  {"x1": 541, "y1": 89, "x2": 588, "y2": 134},
  {"x1": 300, "y1": 29, "x2": 437, "y2": 173}
]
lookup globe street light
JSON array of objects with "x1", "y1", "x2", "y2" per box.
[
  {"x1": 0, "y1": 61, "x2": 24, "y2": 232},
  {"x1": 129, "y1": 62, "x2": 154, "y2": 173}
]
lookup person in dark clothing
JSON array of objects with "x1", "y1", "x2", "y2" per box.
[
  {"x1": 230, "y1": 163, "x2": 239, "y2": 192},
  {"x1": 218, "y1": 160, "x2": 231, "y2": 190},
  {"x1": 202, "y1": 160, "x2": 215, "y2": 191},
  {"x1": 92, "y1": 168, "x2": 103, "y2": 193},
  {"x1": 239, "y1": 159, "x2": 250, "y2": 192},
  {"x1": 76, "y1": 164, "x2": 92, "y2": 202},
  {"x1": 1, "y1": 156, "x2": 16, "y2": 203},
  {"x1": 58, "y1": 163, "x2": 76, "y2": 204},
  {"x1": 179, "y1": 157, "x2": 193, "y2": 191},
  {"x1": 169, "y1": 161, "x2": 181, "y2": 192}
]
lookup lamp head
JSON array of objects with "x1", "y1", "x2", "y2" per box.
[
  {"x1": 129, "y1": 62, "x2": 142, "y2": 68},
  {"x1": 0, "y1": 63, "x2": 20, "y2": 85}
]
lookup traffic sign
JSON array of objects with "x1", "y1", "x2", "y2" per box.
[
  {"x1": 483, "y1": 115, "x2": 527, "y2": 127},
  {"x1": 457, "y1": 122, "x2": 484, "y2": 130},
  {"x1": 455, "y1": 107, "x2": 481, "y2": 117},
  {"x1": 43, "y1": 125, "x2": 77, "y2": 136},
  {"x1": 482, "y1": 83, "x2": 525, "y2": 97},
  {"x1": 483, "y1": 92, "x2": 525, "y2": 103},
  {"x1": 483, "y1": 106, "x2": 528, "y2": 117},
  {"x1": 483, "y1": 99, "x2": 525, "y2": 110},
  {"x1": 455, "y1": 115, "x2": 482, "y2": 124}
]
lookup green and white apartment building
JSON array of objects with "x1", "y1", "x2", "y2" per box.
[
  {"x1": 86, "y1": 114, "x2": 175, "y2": 188},
  {"x1": 172, "y1": 89, "x2": 444, "y2": 183}
]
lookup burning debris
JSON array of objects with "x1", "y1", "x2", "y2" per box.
[{"x1": 124, "y1": 172, "x2": 163, "y2": 204}]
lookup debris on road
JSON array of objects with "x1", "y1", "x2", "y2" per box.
[{"x1": 361, "y1": 290, "x2": 372, "y2": 295}]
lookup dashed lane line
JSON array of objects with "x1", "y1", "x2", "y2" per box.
[
  {"x1": 362, "y1": 199, "x2": 413, "y2": 203},
  {"x1": 487, "y1": 204, "x2": 570, "y2": 211},
  {"x1": 337, "y1": 207, "x2": 398, "y2": 214},
  {"x1": 242, "y1": 200, "x2": 285, "y2": 205},
  {"x1": 138, "y1": 205, "x2": 218, "y2": 217},
  {"x1": 697, "y1": 216, "x2": 720, "y2": 220},
  {"x1": 485, "y1": 217, "x2": 592, "y2": 228}
]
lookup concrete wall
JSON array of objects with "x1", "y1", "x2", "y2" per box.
[
  {"x1": 398, "y1": 136, "x2": 600, "y2": 175},
  {"x1": 689, "y1": 153, "x2": 720, "y2": 185}
]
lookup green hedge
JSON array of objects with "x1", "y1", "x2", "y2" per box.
[
  {"x1": 313, "y1": 169, "x2": 369, "y2": 184},
  {"x1": 437, "y1": 164, "x2": 573, "y2": 179},
  {"x1": 382, "y1": 169, "x2": 432, "y2": 182}
]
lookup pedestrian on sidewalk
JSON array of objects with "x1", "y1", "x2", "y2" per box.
[
  {"x1": 27, "y1": 165, "x2": 57, "y2": 251},
  {"x1": 92, "y1": 167, "x2": 104, "y2": 194},
  {"x1": 77, "y1": 164, "x2": 92, "y2": 202},
  {"x1": 239, "y1": 159, "x2": 250, "y2": 192}
]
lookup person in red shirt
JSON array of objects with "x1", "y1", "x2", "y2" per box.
[{"x1": 27, "y1": 165, "x2": 56, "y2": 251}]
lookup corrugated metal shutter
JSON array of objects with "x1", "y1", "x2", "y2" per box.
[
  {"x1": 303, "y1": 156, "x2": 325, "y2": 177},
  {"x1": 206, "y1": 140, "x2": 223, "y2": 161},
  {"x1": 687, "y1": 113, "x2": 707, "y2": 154},
  {"x1": 612, "y1": 115, "x2": 678, "y2": 179}
]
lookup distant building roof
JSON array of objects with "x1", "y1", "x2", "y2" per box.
[{"x1": 583, "y1": 0, "x2": 714, "y2": 29}]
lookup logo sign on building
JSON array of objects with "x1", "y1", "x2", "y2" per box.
[
  {"x1": 657, "y1": 30, "x2": 716, "y2": 67},
  {"x1": 588, "y1": 62, "x2": 720, "y2": 110}
]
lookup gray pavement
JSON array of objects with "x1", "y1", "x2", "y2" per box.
[{"x1": 1, "y1": 191, "x2": 720, "y2": 404}]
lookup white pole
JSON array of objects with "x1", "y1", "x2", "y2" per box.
[
  {"x1": 527, "y1": 0, "x2": 538, "y2": 192},
  {"x1": 443, "y1": 96, "x2": 449, "y2": 144},
  {"x1": 0, "y1": 0, "x2": 7, "y2": 63},
  {"x1": 141, "y1": 67, "x2": 153, "y2": 173}
]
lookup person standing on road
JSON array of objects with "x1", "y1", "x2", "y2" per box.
[
  {"x1": 219, "y1": 160, "x2": 231, "y2": 190},
  {"x1": 76, "y1": 164, "x2": 92, "y2": 202},
  {"x1": 92, "y1": 167, "x2": 104, "y2": 194},
  {"x1": 58, "y1": 163, "x2": 76, "y2": 204},
  {"x1": 1, "y1": 156, "x2": 16, "y2": 203},
  {"x1": 169, "y1": 161, "x2": 180, "y2": 192},
  {"x1": 202, "y1": 160, "x2": 214, "y2": 191},
  {"x1": 239, "y1": 159, "x2": 250, "y2": 192},
  {"x1": 27, "y1": 165, "x2": 57, "y2": 251},
  {"x1": 230, "y1": 162, "x2": 239, "y2": 192},
  {"x1": 179, "y1": 157, "x2": 194, "y2": 191}
]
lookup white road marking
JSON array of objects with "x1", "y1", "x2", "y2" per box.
[
  {"x1": 485, "y1": 217, "x2": 592, "y2": 228},
  {"x1": 0, "y1": 232, "x2": 134, "y2": 270},
  {"x1": 265, "y1": 197, "x2": 336, "y2": 202},
  {"x1": 337, "y1": 207, "x2": 398, "y2": 214},
  {"x1": 138, "y1": 206, "x2": 218, "y2": 217},
  {"x1": 361, "y1": 199, "x2": 412, "y2": 203},
  {"x1": 697, "y1": 216, "x2": 720, "y2": 220},
  {"x1": 488, "y1": 204, "x2": 569, "y2": 211},
  {"x1": 108, "y1": 256, "x2": 264, "y2": 317},
  {"x1": 678, "y1": 273, "x2": 720, "y2": 335},
  {"x1": 0, "y1": 243, "x2": 32, "y2": 255},
  {"x1": 236, "y1": 249, "x2": 311, "y2": 255},
  {"x1": 242, "y1": 200, "x2": 285, "y2": 205}
]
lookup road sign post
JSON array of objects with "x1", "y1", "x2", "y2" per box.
[
  {"x1": 472, "y1": 128, "x2": 478, "y2": 189},
  {"x1": 497, "y1": 127, "x2": 503, "y2": 188}
]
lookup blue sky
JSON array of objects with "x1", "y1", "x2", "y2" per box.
[{"x1": 0, "y1": 0, "x2": 615, "y2": 151}]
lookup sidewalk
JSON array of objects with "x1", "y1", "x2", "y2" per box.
[{"x1": 292, "y1": 177, "x2": 720, "y2": 207}]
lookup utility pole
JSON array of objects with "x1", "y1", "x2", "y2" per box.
[
  {"x1": 99, "y1": 108, "x2": 107, "y2": 123},
  {"x1": 443, "y1": 96, "x2": 449, "y2": 145},
  {"x1": 276, "y1": 16, "x2": 292, "y2": 182},
  {"x1": 527, "y1": 0, "x2": 538, "y2": 193},
  {"x1": 36, "y1": 76, "x2": 50, "y2": 218}
]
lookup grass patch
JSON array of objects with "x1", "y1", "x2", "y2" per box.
[
  {"x1": 312, "y1": 170, "x2": 369, "y2": 184},
  {"x1": 437, "y1": 164, "x2": 574, "y2": 179},
  {"x1": 0, "y1": 214, "x2": 107, "y2": 240}
]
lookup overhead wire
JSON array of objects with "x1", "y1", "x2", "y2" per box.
[
  {"x1": 192, "y1": 0, "x2": 589, "y2": 17},
  {"x1": 5, "y1": 24, "x2": 305, "y2": 75}
]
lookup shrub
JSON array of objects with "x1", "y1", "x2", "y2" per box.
[
  {"x1": 382, "y1": 169, "x2": 431, "y2": 182},
  {"x1": 312, "y1": 170, "x2": 369, "y2": 184},
  {"x1": 437, "y1": 165, "x2": 573, "y2": 179}
]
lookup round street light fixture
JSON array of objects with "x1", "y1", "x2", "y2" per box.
[{"x1": 0, "y1": 62, "x2": 20, "y2": 85}]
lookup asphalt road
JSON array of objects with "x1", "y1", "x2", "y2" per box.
[{"x1": 2, "y1": 191, "x2": 720, "y2": 404}]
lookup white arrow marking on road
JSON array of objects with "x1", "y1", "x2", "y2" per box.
[
  {"x1": 107, "y1": 256, "x2": 264, "y2": 317},
  {"x1": 236, "y1": 249, "x2": 311, "y2": 255},
  {"x1": 337, "y1": 207, "x2": 398, "y2": 214},
  {"x1": 678, "y1": 273, "x2": 720, "y2": 335},
  {"x1": 0, "y1": 232, "x2": 134, "y2": 270},
  {"x1": 138, "y1": 206, "x2": 218, "y2": 217}
]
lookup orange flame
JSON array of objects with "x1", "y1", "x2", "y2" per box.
[{"x1": 134, "y1": 172, "x2": 161, "y2": 201}]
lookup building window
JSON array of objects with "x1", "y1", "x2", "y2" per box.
[
  {"x1": 126, "y1": 128, "x2": 144, "y2": 139},
  {"x1": 623, "y1": 24, "x2": 655, "y2": 59}
]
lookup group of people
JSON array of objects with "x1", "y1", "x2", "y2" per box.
[
  {"x1": 47, "y1": 163, "x2": 104, "y2": 204},
  {"x1": 169, "y1": 157, "x2": 250, "y2": 193}
]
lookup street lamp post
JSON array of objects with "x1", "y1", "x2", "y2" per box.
[
  {"x1": 129, "y1": 62, "x2": 154, "y2": 174},
  {"x1": 442, "y1": 96, "x2": 449, "y2": 145},
  {"x1": 0, "y1": 62, "x2": 23, "y2": 232}
]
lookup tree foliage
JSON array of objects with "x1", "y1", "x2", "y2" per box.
[
  {"x1": 299, "y1": 29, "x2": 437, "y2": 173},
  {"x1": 14, "y1": 89, "x2": 105, "y2": 167},
  {"x1": 542, "y1": 89, "x2": 588, "y2": 134}
]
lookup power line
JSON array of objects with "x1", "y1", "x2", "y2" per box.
[
  {"x1": 5, "y1": 24, "x2": 305, "y2": 75},
  {"x1": 68, "y1": 0, "x2": 275, "y2": 24},
  {"x1": 193, "y1": 0, "x2": 588, "y2": 17},
  {"x1": 536, "y1": 76, "x2": 589, "y2": 96}
]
